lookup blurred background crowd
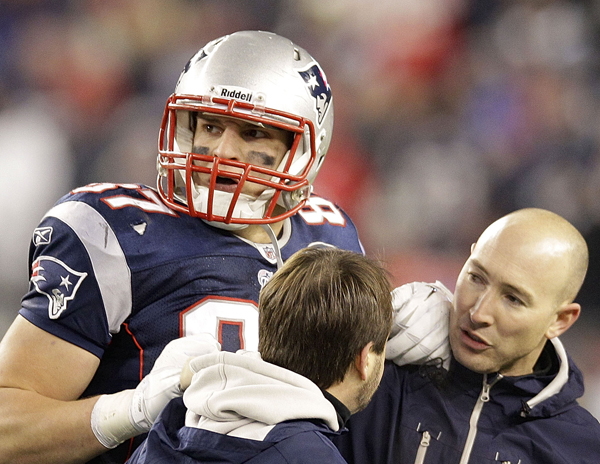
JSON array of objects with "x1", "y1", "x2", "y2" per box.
[{"x1": 1, "y1": 0, "x2": 600, "y2": 418}]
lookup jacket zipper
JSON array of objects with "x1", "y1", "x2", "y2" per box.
[
  {"x1": 413, "y1": 430, "x2": 431, "y2": 464},
  {"x1": 458, "y1": 373, "x2": 502, "y2": 464}
]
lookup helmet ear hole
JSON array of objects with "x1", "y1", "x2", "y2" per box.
[{"x1": 280, "y1": 184, "x2": 312, "y2": 211}]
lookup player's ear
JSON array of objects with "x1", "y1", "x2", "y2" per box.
[
  {"x1": 546, "y1": 303, "x2": 580, "y2": 339},
  {"x1": 354, "y1": 342, "x2": 375, "y2": 381}
]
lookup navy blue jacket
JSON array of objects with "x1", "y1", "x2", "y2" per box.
[
  {"x1": 127, "y1": 398, "x2": 348, "y2": 463},
  {"x1": 335, "y1": 342, "x2": 600, "y2": 464}
]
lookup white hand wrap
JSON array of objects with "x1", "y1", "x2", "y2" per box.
[
  {"x1": 386, "y1": 281, "x2": 453, "y2": 369},
  {"x1": 91, "y1": 333, "x2": 220, "y2": 448}
]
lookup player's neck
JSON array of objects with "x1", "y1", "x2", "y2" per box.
[{"x1": 232, "y1": 221, "x2": 284, "y2": 244}]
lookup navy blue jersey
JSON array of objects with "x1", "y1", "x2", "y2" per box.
[
  {"x1": 21, "y1": 182, "x2": 363, "y2": 391},
  {"x1": 19, "y1": 183, "x2": 362, "y2": 463}
]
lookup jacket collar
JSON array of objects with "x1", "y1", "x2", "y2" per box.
[
  {"x1": 523, "y1": 338, "x2": 569, "y2": 414},
  {"x1": 449, "y1": 338, "x2": 585, "y2": 418}
]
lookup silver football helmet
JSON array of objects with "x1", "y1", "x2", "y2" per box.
[{"x1": 157, "y1": 30, "x2": 334, "y2": 230}]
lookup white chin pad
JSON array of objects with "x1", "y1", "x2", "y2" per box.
[{"x1": 191, "y1": 183, "x2": 274, "y2": 227}]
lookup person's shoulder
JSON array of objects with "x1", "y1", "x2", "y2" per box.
[
  {"x1": 46, "y1": 182, "x2": 184, "y2": 227},
  {"x1": 562, "y1": 403, "x2": 600, "y2": 435},
  {"x1": 556, "y1": 410, "x2": 600, "y2": 463},
  {"x1": 50, "y1": 182, "x2": 143, "y2": 210},
  {"x1": 267, "y1": 420, "x2": 347, "y2": 463},
  {"x1": 292, "y1": 194, "x2": 354, "y2": 228},
  {"x1": 287, "y1": 194, "x2": 362, "y2": 254},
  {"x1": 60, "y1": 182, "x2": 147, "y2": 198},
  {"x1": 62, "y1": 182, "x2": 170, "y2": 211},
  {"x1": 533, "y1": 400, "x2": 600, "y2": 462},
  {"x1": 381, "y1": 360, "x2": 420, "y2": 385}
]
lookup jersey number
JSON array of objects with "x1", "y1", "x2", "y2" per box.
[
  {"x1": 299, "y1": 197, "x2": 346, "y2": 226},
  {"x1": 180, "y1": 297, "x2": 259, "y2": 352},
  {"x1": 72, "y1": 183, "x2": 177, "y2": 216}
]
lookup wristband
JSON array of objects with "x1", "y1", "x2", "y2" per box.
[{"x1": 90, "y1": 390, "x2": 142, "y2": 449}]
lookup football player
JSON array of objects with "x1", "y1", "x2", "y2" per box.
[{"x1": 0, "y1": 31, "x2": 363, "y2": 464}]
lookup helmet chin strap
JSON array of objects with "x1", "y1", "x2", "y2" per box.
[
  {"x1": 201, "y1": 218, "x2": 248, "y2": 231},
  {"x1": 260, "y1": 224, "x2": 284, "y2": 269},
  {"x1": 190, "y1": 182, "x2": 275, "y2": 231}
]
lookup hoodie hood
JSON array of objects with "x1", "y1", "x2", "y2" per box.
[{"x1": 183, "y1": 350, "x2": 339, "y2": 440}]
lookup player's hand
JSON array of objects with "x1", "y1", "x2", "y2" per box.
[
  {"x1": 386, "y1": 281, "x2": 452, "y2": 369},
  {"x1": 129, "y1": 333, "x2": 221, "y2": 430},
  {"x1": 91, "y1": 333, "x2": 220, "y2": 448}
]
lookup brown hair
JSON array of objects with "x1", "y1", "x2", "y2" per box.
[{"x1": 258, "y1": 247, "x2": 392, "y2": 389}]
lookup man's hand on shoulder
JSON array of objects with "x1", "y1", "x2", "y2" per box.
[
  {"x1": 386, "y1": 281, "x2": 452, "y2": 369},
  {"x1": 91, "y1": 333, "x2": 220, "y2": 449}
]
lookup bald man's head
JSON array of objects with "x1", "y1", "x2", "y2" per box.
[
  {"x1": 451, "y1": 208, "x2": 588, "y2": 375},
  {"x1": 475, "y1": 208, "x2": 588, "y2": 306}
]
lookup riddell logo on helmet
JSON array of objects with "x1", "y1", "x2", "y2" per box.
[{"x1": 220, "y1": 88, "x2": 253, "y2": 102}]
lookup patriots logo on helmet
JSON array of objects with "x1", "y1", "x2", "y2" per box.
[
  {"x1": 182, "y1": 49, "x2": 207, "y2": 75},
  {"x1": 299, "y1": 63, "x2": 332, "y2": 125},
  {"x1": 180, "y1": 36, "x2": 226, "y2": 83},
  {"x1": 177, "y1": 49, "x2": 209, "y2": 87},
  {"x1": 30, "y1": 256, "x2": 87, "y2": 320}
]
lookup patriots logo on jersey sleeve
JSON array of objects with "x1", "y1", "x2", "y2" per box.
[
  {"x1": 30, "y1": 256, "x2": 88, "y2": 320},
  {"x1": 299, "y1": 63, "x2": 332, "y2": 125}
]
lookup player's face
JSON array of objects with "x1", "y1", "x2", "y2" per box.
[
  {"x1": 449, "y1": 233, "x2": 567, "y2": 376},
  {"x1": 191, "y1": 114, "x2": 291, "y2": 198}
]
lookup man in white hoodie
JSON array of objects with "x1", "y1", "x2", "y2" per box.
[{"x1": 127, "y1": 246, "x2": 393, "y2": 463}]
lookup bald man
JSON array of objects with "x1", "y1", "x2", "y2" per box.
[{"x1": 335, "y1": 208, "x2": 600, "y2": 464}]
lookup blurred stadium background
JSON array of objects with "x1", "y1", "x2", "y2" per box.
[{"x1": 1, "y1": 0, "x2": 599, "y2": 418}]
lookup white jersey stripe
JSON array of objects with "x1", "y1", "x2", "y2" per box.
[{"x1": 45, "y1": 201, "x2": 132, "y2": 333}]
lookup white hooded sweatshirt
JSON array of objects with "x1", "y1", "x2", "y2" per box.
[{"x1": 183, "y1": 351, "x2": 340, "y2": 441}]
